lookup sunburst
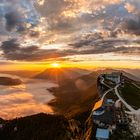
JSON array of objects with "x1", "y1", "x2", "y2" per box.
[{"x1": 51, "y1": 63, "x2": 60, "y2": 68}]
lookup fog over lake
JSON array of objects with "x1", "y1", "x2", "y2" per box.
[{"x1": 0, "y1": 74, "x2": 58, "y2": 119}]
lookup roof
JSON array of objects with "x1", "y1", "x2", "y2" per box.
[
  {"x1": 93, "y1": 107, "x2": 114, "y2": 124},
  {"x1": 105, "y1": 75, "x2": 119, "y2": 78},
  {"x1": 96, "y1": 128, "x2": 109, "y2": 139},
  {"x1": 92, "y1": 99, "x2": 103, "y2": 111},
  {"x1": 107, "y1": 99, "x2": 113, "y2": 103}
]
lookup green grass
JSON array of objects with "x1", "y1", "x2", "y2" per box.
[
  {"x1": 120, "y1": 82, "x2": 140, "y2": 109},
  {"x1": 106, "y1": 90, "x2": 118, "y2": 101},
  {"x1": 110, "y1": 126, "x2": 137, "y2": 140}
]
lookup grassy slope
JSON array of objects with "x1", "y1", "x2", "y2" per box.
[
  {"x1": 120, "y1": 82, "x2": 140, "y2": 109},
  {"x1": 48, "y1": 73, "x2": 99, "y2": 118}
]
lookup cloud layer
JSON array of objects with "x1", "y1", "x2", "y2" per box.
[
  {"x1": 0, "y1": 0, "x2": 140, "y2": 62},
  {"x1": 0, "y1": 78, "x2": 57, "y2": 119}
]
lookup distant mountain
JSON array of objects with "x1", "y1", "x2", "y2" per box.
[
  {"x1": 0, "y1": 76, "x2": 22, "y2": 86},
  {"x1": 0, "y1": 70, "x2": 41, "y2": 78},
  {"x1": 122, "y1": 71, "x2": 140, "y2": 82},
  {"x1": 48, "y1": 69, "x2": 99, "y2": 117},
  {"x1": 123, "y1": 69, "x2": 140, "y2": 81},
  {"x1": 92, "y1": 68, "x2": 140, "y2": 82},
  {"x1": 34, "y1": 68, "x2": 90, "y2": 82}
]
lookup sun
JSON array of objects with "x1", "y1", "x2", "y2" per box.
[{"x1": 51, "y1": 63, "x2": 60, "y2": 68}]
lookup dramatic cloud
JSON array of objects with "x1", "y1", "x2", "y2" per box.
[
  {"x1": 5, "y1": 11, "x2": 21, "y2": 31},
  {"x1": 0, "y1": 0, "x2": 140, "y2": 63},
  {"x1": 125, "y1": 3, "x2": 135, "y2": 13},
  {"x1": 1, "y1": 36, "x2": 140, "y2": 61},
  {"x1": 35, "y1": 0, "x2": 124, "y2": 32},
  {"x1": 0, "y1": 39, "x2": 70, "y2": 61},
  {"x1": 0, "y1": 0, "x2": 40, "y2": 33},
  {"x1": 1, "y1": 39, "x2": 20, "y2": 53},
  {"x1": 1, "y1": 39, "x2": 40, "y2": 60},
  {"x1": 69, "y1": 33, "x2": 140, "y2": 55},
  {"x1": 123, "y1": 15, "x2": 140, "y2": 35}
]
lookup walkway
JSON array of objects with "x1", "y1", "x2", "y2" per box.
[{"x1": 101, "y1": 76, "x2": 140, "y2": 115}]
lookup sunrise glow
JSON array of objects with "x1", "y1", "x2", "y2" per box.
[
  {"x1": 0, "y1": 1, "x2": 140, "y2": 139},
  {"x1": 0, "y1": 0, "x2": 139, "y2": 70},
  {"x1": 51, "y1": 63, "x2": 60, "y2": 68}
]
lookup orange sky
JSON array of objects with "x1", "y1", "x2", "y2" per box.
[
  {"x1": 0, "y1": 60, "x2": 139, "y2": 71},
  {"x1": 0, "y1": 0, "x2": 140, "y2": 70}
]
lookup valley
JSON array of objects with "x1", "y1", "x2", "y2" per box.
[{"x1": 0, "y1": 68, "x2": 140, "y2": 140}]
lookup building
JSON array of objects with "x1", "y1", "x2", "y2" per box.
[
  {"x1": 92, "y1": 99, "x2": 116, "y2": 128},
  {"x1": 92, "y1": 99, "x2": 104, "y2": 112},
  {"x1": 96, "y1": 128, "x2": 109, "y2": 140},
  {"x1": 105, "y1": 72, "x2": 122, "y2": 84},
  {"x1": 104, "y1": 99, "x2": 114, "y2": 106},
  {"x1": 93, "y1": 106, "x2": 105, "y2": 116}
]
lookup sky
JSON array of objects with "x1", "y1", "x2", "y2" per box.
[{"x1": 0, "y1": 0, "x2": 140, "y2": 70}]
